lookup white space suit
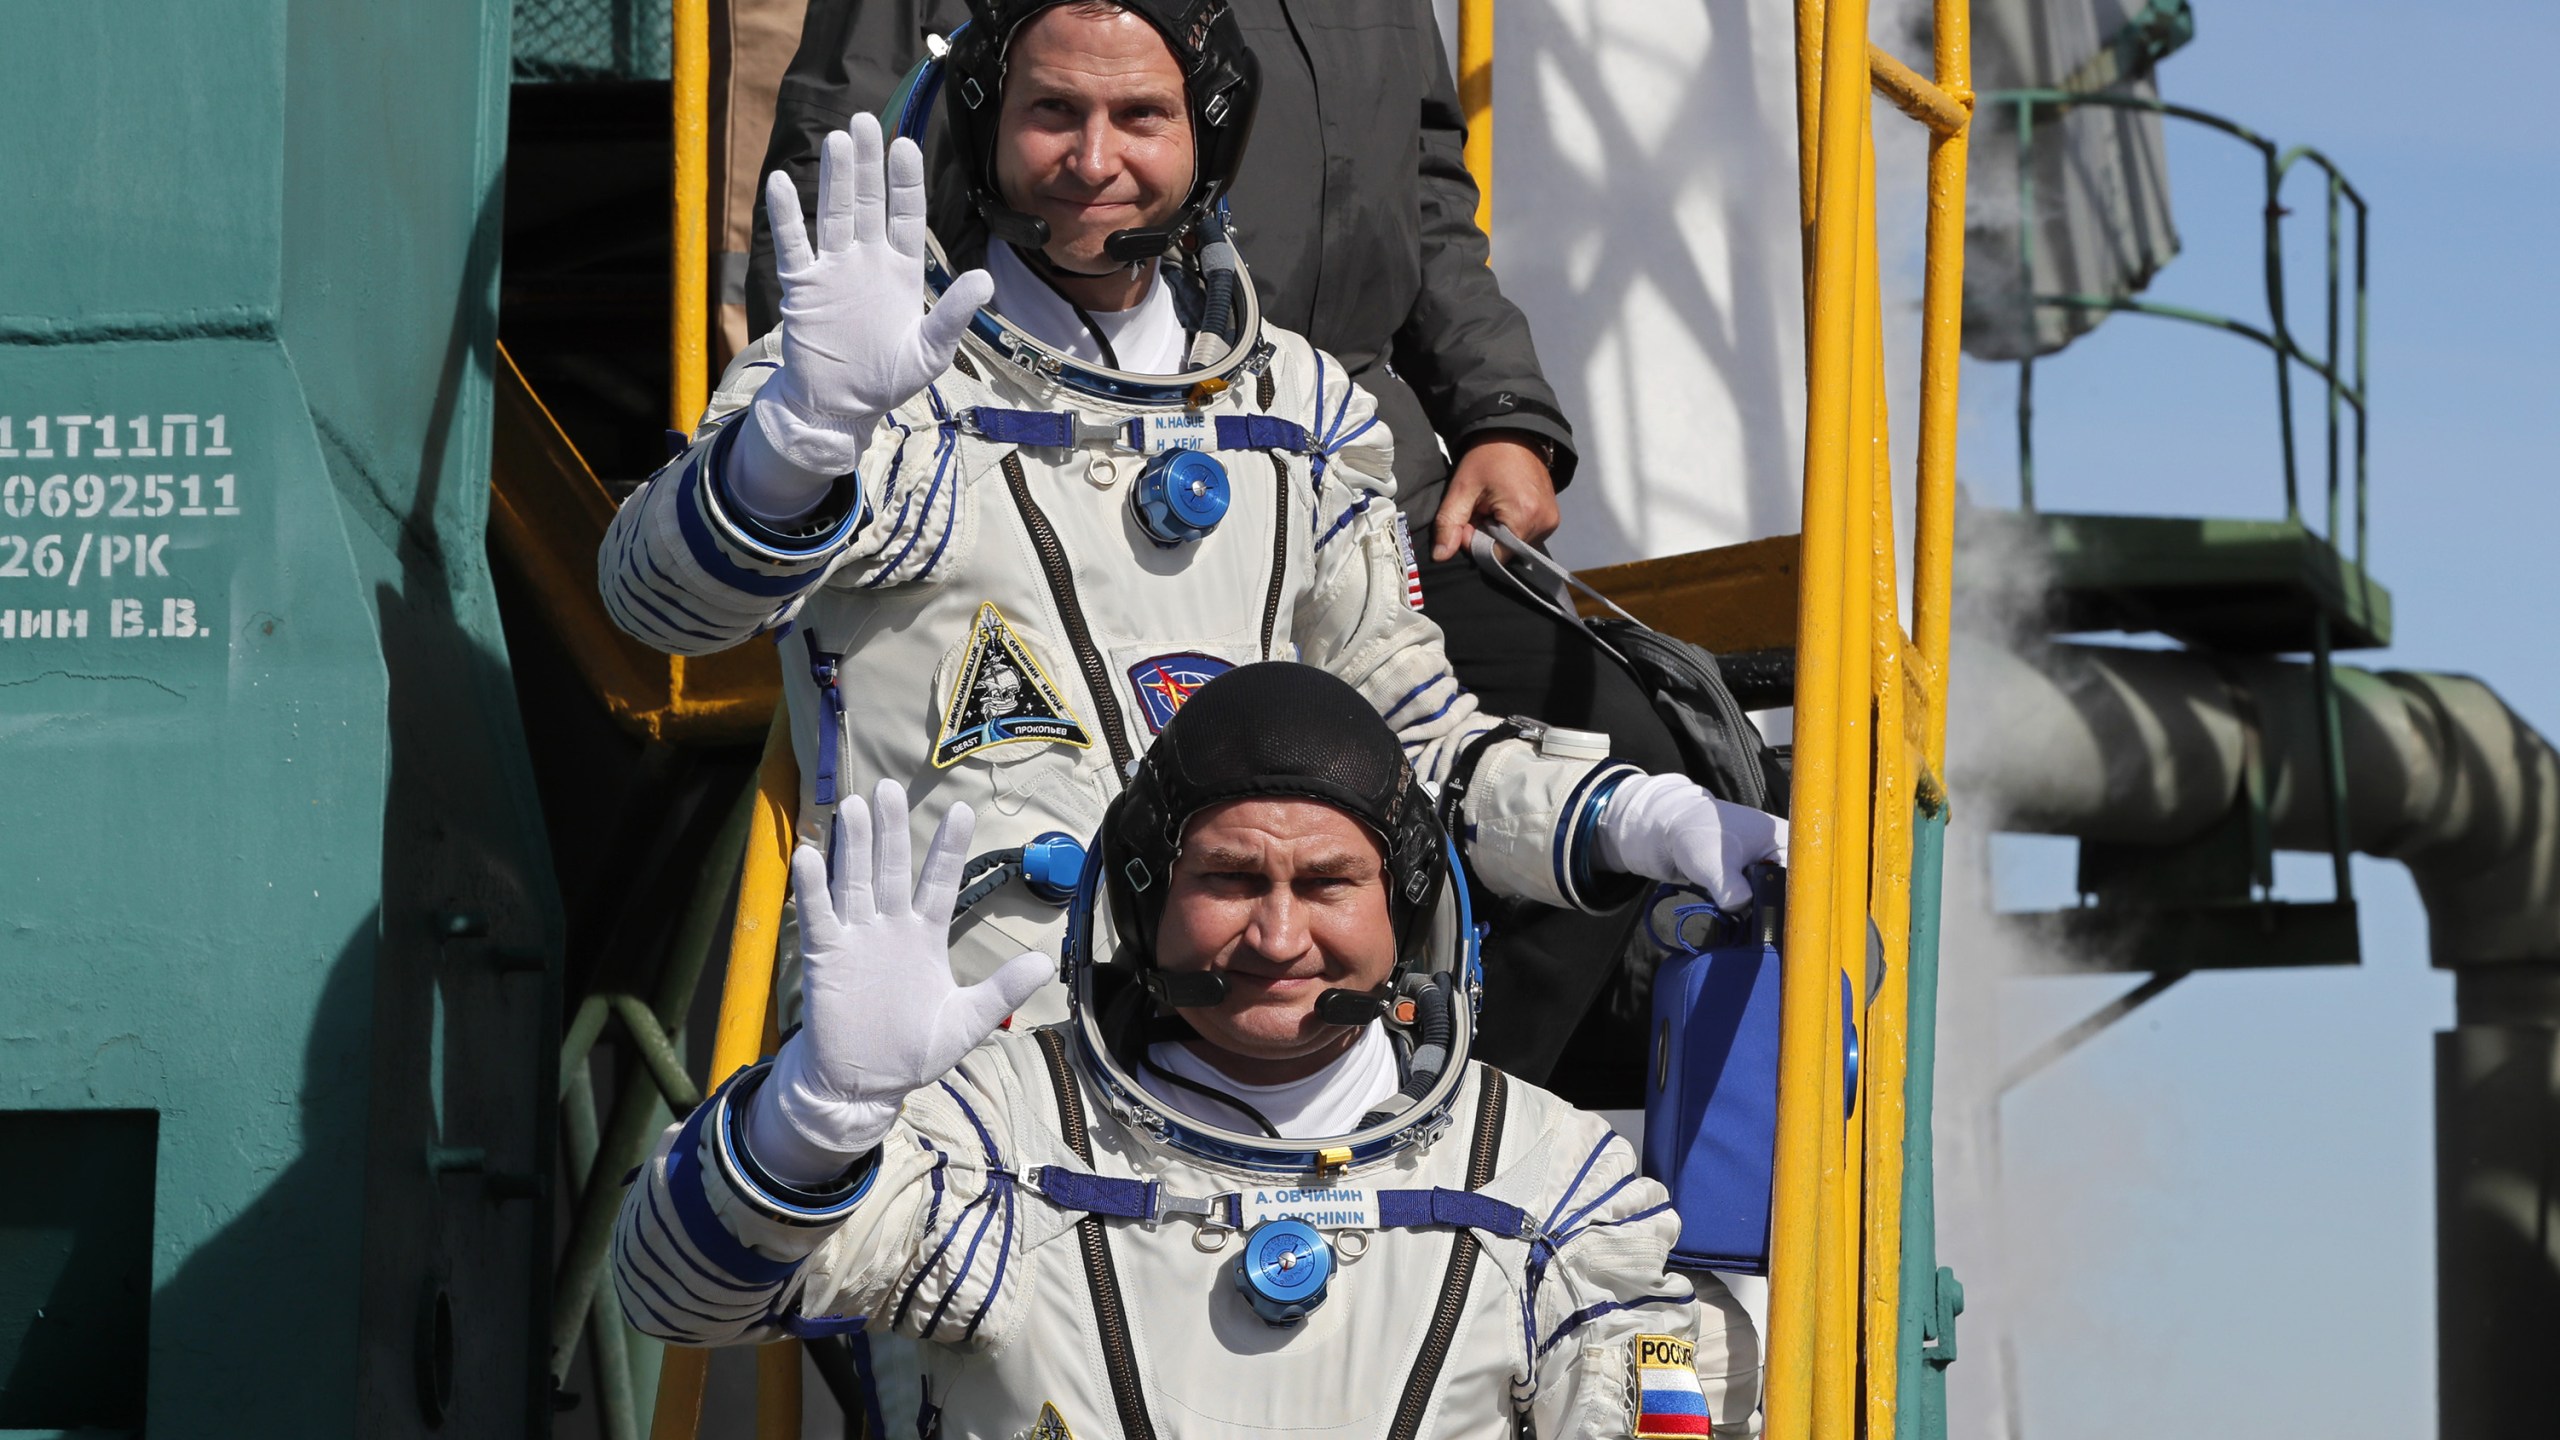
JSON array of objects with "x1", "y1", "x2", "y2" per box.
[
  {"x1": 608, "y1": 600, "x2": 1764, "y2": 1440},
  {"x1": 614, "y1": 1027, "x2": 1759, "y2": 1439},
  {"x1": 601, "y1": 254, "x2": 1631, "y2": 1027}
]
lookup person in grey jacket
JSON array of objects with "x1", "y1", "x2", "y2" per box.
[{"x1": 743, "y1": 0, "x2": 1703, "y2": 1089}]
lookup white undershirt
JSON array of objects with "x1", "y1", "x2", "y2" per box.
[
  {"x1": 986, "y1": 240, "x2": 1189, "y2": 375},
  {"x1": 1141, "y1": 1022, "x2": 1402, "y2": 1140}
]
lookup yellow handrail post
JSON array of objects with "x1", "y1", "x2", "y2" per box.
[
  {"x1": 1911, "y1": 2, "x2": 1974, "y2": 756},
  {"x1": 1860, "y1": 568, "x2": 1916, "y2": 1440},
  {"x1": 757, "y1": 1339, "x2": 806, "y2": 1440},
  {"x1": 1458, "y1": 0, "x2": 1494, "y2": 240},
  {"x1": 1858, "y1": 209, "x2": 1919, "y2": 1440},
  {"x1": 1780, "y1": 0, "x2": 1968, "y2": 1428},
  {"x1": 648, "y1": 709, "x2": 800, "y2": 1439},
  {"x1": 752, "y1": 935, "x2": 804, "y2": 1438},
  {"x1": 1816, "y1": 118, "x2": 1882, "y2": 1439},
  {"x1": 672, "y1": 0, "x2": 712, "y2": 435},
  {"x1": 1865, "y1": 42, "x2": 1970, "y2": 137},
  {"x1": 711, "y1": 724, "x2": 799, "y2": 1092},
  {"x1": 1769, "y1": 0, "x2": 1874, "y2": 1429},
  {"x1": 1794, "y1": 0, "x2": 1824, "y2": 288}
]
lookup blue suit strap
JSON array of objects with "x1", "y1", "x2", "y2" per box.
[
  {"x1": 1028, "y1": 1166, "x2": 1160, "y2": 1221},
  {"x1": 964, "y1": 406, "x2": 1314, "y2": 456},
  {"x1": 1214, "y1": 414, "x2": 1312, "y2": 453},
  {"x1": 1376, "y1": 1187, "x2": 1535, "y2": 1239},
  {"x1": 1031, "y1": 1166, "x2": 1530, "y2": 1239},
  {"x1": 1029, "y1": 1166, "x2": 1249, "y2": 1227},
  {"x1": 780, "y1": 1311, "x2": 870, "y2": 1339},
  {"x1": 962, "y1": 407, "x2": 1078, "y2": 447}
]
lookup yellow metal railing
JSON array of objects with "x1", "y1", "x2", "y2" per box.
[
  {"x1": 1767, "y1": 1, "x2": 1971, "y2": 1438},
  {"x1": 489, "y1": 341, "x2": 780, "y2": 745},
  {"x1": 650, "y1": 9, "x2": 807, "y2": 1434},
  {"x1": 1379, "y1": 5, "x2": 1973, "y2": 1432},
  {"x1": 1457, "y1": 0, "x2": 1495, "y2": 240},
  {"x1": 672, "y1": 0, "x2": 712, "y2": 434},
  {"x1": 649, "y1": 713, "x2": 804, "y2": 1439}
]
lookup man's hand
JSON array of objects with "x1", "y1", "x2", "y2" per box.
[
  {"x1": 1431, "y1": 433, "x2": 1560, "y2": 561},
  {"x1": 742, "y1": 115, "x2": 997, "y2": 503},
  {"x1": 1594, "y1": 772, "x2": 1790, "y2": 913},
  {"x1": 744, "y1": 780, "x2": 1053, "y2": 1185}
]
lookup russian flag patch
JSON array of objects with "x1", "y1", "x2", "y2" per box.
[{"x1": 1630, "y1": 1333, "x2": 1711, "y2": 1437}]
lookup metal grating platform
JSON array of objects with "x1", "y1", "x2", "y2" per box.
[{"x1": 1964, "y1": 508, "x2": 2392, "y2": 652}]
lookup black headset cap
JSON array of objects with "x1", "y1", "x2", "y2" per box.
[
  {"x1": 946, "y1": 0, "x2": 1261, "y2": 262},
  {"x1": 1100, "y1": 662, "x2": 1449, "y2": 974}
]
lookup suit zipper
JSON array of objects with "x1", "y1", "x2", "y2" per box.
[
  {"x1": 1387, "y1": 1067, "x2": 1509, "y2": 1440},
  {"x1": 1260, "y1": 455, "x2": 1289, "y2": 660},
  {"x1": 1003, "y1": 451, "x2": 1136, "y2": 780},
  {"x1": 1035, "y1": 1028, "x2": 1158, "y2": 1440}
]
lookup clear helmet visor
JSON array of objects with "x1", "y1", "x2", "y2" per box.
[
  {"x1": 881, "y1": 36, "x2": 1266, "y2": 405},
  {"x1": 1060, "y1": 835, "x2": 1482, "y2": 1175}
]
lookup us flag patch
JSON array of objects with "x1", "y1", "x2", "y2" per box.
[
  {"x1": 1392, "y1": 513, "x2": 1425, "y2": 609},
  {"x1": 1630, "y1": 1333, "x2": 1711, "y2": 1437}
]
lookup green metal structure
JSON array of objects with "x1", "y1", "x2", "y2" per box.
[
  {"x1": 1968, "y1": 72, "x2": 2560, "y2": 1438},
  {"x1": 0, "y1": 3, "x2": 560, "y2": 1434},
  {"x1": 1895, "y1": 809, "x2": 1961, "y2": 1440},
  {"x1": 1998, "y1": 90, "x2": 2370, "y2": 545},
  {"x1": 1976, "y1": 86, "x2": 2379, "y2": 976}
]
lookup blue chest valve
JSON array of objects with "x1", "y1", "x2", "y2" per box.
[
  {"x1": 1132, "y1": 449, "x2": 1230, "y2": 547},
  {"x1": 1018, "y1": 832, "x2": 1088, "y2": 905},
  {"x1": 1232, "y1": 1218, "x2": 1333, "y2": 1325},
  {"x1": 952, "y1": 832, "x2": 1090, "y2": 920}
]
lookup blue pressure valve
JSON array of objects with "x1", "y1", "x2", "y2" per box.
[
  {"x1": 1019, "y1": 832, "x2": 1088, "y2": 905},
  {"x1": 1232, "y1": 1218, "x2": 1333, "y2": 1325},
  {"x1": 1132, "y1": 449, "x2": 1231, "y2": 546}
]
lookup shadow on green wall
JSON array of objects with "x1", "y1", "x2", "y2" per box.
[{"x1": 145, "y1": 912, "x2": 380, "y2": 1431}]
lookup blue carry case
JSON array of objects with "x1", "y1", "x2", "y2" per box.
[{"x1": 1642, "y1": 863, "x2": 1855, "y2": 1275}]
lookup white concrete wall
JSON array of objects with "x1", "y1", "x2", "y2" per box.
[{"x1": 1440, "y1": 0, "x2": 1930, "y2": 570}]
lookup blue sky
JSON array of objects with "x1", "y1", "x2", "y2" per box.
[{"x1": 1956, "y1": 1, "x2": 2559, "y2": 1434}]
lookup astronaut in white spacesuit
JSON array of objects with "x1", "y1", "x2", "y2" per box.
[
  {"x1": 598, "y1": 0, "x2": 1783, "y2": 1027},
  {"x1": 613, "y1": 663, "x2": 1759, "y2": 1437}
]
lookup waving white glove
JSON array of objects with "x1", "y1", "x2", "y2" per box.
[
  {"x1": 743, "y1": 780, "x2": 1054, "y2": 1185},
  {"x1": 1594, "y1": 772, "x2": 1790, "y2": 912},
  {"x1": 728, "y1": 114, "x2": 997, "y2": 522}
]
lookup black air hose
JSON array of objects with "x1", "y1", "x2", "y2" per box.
[
  {"x1": 1357, "y1": 977, "x2": 1455, "y2": 1128},
  {"x1": 1187, "y1": 209, "x2": 1241, "y2": 368}
]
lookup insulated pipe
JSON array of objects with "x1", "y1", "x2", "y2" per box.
[{"x1": 1946, "y1": 636, "x2": 2560, "y2": 965}]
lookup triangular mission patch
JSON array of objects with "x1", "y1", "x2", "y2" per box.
[
  {"x1": 1028, "y1": 1402, "x2": 1077, "y2": 1440},
  {"x1": 933, "y1": 602, "x2": 1095, "y2": 767}
]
